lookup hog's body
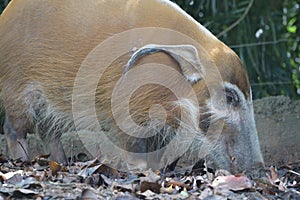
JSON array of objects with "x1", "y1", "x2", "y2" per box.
[{"x1": 0, "y1": 0, "x2": 263, "y2": 173}]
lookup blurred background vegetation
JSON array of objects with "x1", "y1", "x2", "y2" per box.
[
  {"x1": 0, "y1": 0, "x2": 299, "y2": 99},
  {"x1": 171, "y1": 0, "x2": 300, "y2": 99}
]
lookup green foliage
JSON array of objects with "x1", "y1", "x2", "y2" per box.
[
  {"x1": 0, "y1": 0, "x2": 9, "y2": 14},
  {"x1": 172, "y1": 0, "x2": 300, "y2": 99},
  {"x1": 0, "y1": 0, "x2": 299, "y2": 99}
]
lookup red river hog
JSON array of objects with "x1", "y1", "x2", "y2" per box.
[{"x1": 0, "y1": 0, "x2": 264, "y2": 173}]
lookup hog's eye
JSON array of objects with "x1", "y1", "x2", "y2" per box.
[{"x1": 225, "y1": 87, "x2": 239, "y2": 106}]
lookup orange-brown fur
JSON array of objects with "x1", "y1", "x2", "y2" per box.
[
  {"x1": 0, "y1": 0, "x2": 249, "y2": 134},
  {"x1": 0, "y1": 0, "x2": 261, "y2": 172}
]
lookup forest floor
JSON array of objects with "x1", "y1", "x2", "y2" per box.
[{"x1": 0, "y1": 157, "x2": 299, "y2": 199}]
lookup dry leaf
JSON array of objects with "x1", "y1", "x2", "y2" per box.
[
  {"x1": 139, "y1": 190, "x2": 157, "y2": 198},
  {"x1": 113, "y1": 182, "x2": 135, "y2": 193},
  {"x1": 14, "y1": 188, "x2": 39, "y2": 195},
  {"x1": 160, "y1": 183, "x2": 175, "y2": 194},
  {"x1": 0, "y1": 170, "x2": 23, "y2": 181},
  {"x1": 167, "y1": 181, "x2": 189, "y2": 189},
  {"x1": 96, "y1": 164, "x2": 120, "y2": 178},
  {"x1": 80, "y1": 188, "x2": 98, "y2": 199},
  {"x1": 78, "y1": 164, "x2": 101, "y2": 179},
  {"x1": 139, "y1": 170, "x2": 161, "y2": 183},
  {"x1": 180, "y1": 188, "x2": 189, "y2": 198},
  {"x1": 50, "y1": 161, "x2": 62, "y2": 176},
  {"x1": 212, "y1": 175, "x2": 252, "y2": 191},
  {"x1": 140, "y1": 181, "x2": 161, "y2": 193},
  {"x1": 0, "y1": 154, "x2": 8, "y2": 163},
  {"x1": 269, "y1": 166, "x2": 279, "y2": 183}
]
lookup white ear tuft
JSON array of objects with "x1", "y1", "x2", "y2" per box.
[{"x1": 185, "y1": 73, "x2": 202, "y2": 84}]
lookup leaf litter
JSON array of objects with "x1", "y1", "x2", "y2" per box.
[{"x1": 0, "y1": 154, "x2": 299, "y2": 199}]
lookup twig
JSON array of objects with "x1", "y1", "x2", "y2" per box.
[
  {"x1": 17, "y1": 139, "x2": 30, "y2": 160},
  {"x1": 289, "y1": 170, "x2": 300, "y2": 176},
  {"x1": 230, "y1": 38, "x2": 293, "y2": 48},
  {"x1": 217, "y1": 0, "x2": 254, "y2": 38},
  {"x1": 251, "y1": 81, "x2": 294, "y2": 86}
]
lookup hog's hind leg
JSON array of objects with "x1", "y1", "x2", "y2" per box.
[{"x1": 4, "y1": 114, "x2": 29, "y2": 161}]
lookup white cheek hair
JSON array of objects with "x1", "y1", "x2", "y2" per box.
[{"x1": 173, "y1": 98, "x2": 200, "y2": 131}]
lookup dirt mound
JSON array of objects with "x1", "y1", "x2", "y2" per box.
[
  {"x1": 254, "y1": 95, "x2": 300, "y2": 117},
  {"x1": 254, "y1": 96, "x2": 300, "y2": 166}
]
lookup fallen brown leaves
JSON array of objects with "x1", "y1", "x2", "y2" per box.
[{"x1": 0, "y1": 154, "x2": 299, "y2": 199}]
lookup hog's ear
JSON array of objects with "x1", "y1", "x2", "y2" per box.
[{"x1": 125, "y1": 44, "x2": 204, "y2": 84}]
